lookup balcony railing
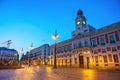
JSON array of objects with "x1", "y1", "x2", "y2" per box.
[
  {"x1": 101, "y1": 43, "x2": 106, "y2": 45},
  {"x1": 92, "y1": 45, "x2": 97, "y2": 47},
  {"x1": 110, "y1": 41, "x2": 115, "y2": 44}
]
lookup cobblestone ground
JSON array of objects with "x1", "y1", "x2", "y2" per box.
[{"x1": 0, "y1": 66, "x2": 120, "y2": 80}]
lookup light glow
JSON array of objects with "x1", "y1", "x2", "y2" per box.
[
  {"x1": 83, "y1": 21, "x2": 86, "y2": 24},
  {"x1": 77, "y1": 21, "x2": 80, "y2": 25}
]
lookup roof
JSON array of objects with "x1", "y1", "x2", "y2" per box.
[
  {"x1": 91, "y1": 22, "x2": 120, "y2": 35},
  {"x1": 0, "y1": 47, "x2": 18, "y2": 53}
]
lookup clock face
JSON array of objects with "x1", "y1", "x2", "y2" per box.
[
  {"x1": 77, "y1": 21, "x2": 80, "y2": 25},
  {"x1": 83, "y1": 21, "x2": 86, "y2": 25}
]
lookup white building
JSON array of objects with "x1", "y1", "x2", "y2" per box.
[
  {"x1": 27, "y1": 44, "x2": 50, "y2": 65},
  {"x1": 0, "y1": 47, "x2": 18, "y2": 62},
  {"x1": 49, "y1": 10, "x2": 120, "y2": 69}
]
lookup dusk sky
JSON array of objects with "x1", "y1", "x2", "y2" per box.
[{"x1": 0, "y1": 0, "x2": 120, "y2": 54}]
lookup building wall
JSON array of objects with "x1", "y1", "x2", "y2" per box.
[
  {"x1": 49, "y1": 10, "x2": 120, "y2": 69},
  {"x1": 90, "y1": 25, "x2": 120, "y2": 69},
  {"x1": 0, "y1": 47, "x2": 18, "y2": 62},
  {"x1": 24, "y1": 44, "x2": 50, "y2": 65}
]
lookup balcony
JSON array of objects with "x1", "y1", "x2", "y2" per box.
[
  {"x1": 92, "y1": 45, "x2": 97, "y2": 47},
  {"x1": 101, "y1": 43, "x2": 105, "y2": 46},
  {"x1": 102, "y1": 51, "x2": 106, "y2": 53},
  {"x1": 110, "y1": 41, "x2": 115, "y2": 44}
]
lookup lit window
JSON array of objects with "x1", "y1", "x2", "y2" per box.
[
  {"x1": 113, "y1": 54, "x2": 119, "y2": 63},
  {"x1": 103, "y1": 55, "x2": 108, "y2": 63},
  {"x1": 74, "y1": 58, "x2": 77, "y2": 64},
  {"x1": 95, "y1": 56, "x2": 98, "y2": 63}
]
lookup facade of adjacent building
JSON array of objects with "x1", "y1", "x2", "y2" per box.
[
  {"x1": 0, "y1": 47, "x2": 18, "y2": 63},
  {"x1": 49, "y1": 10, "x2": 120, "y2": 69},
  {"x1": 23, "y1": 44, "x2": 50, "y2": 65}
]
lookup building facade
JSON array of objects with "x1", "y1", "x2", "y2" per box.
[
  {"x1": 49, "y1": 10, "x2": 120, "y2": 69},
  {"x1": 23, "y1": 44, "x2": 50, "y2": 65},
  {"x1": 0, "y1": 47, "x2": 18, "y2": 64}
]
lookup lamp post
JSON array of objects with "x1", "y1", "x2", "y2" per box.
[
  {"x1": 52, "y1": 30, "x2": 59, "y2": 68},
  {"x1": 20, "y1": 48, "x2": 24, "y2": 66},
  {"x1": 29, "y1": 43, "x2": 34, "y2": 66}
]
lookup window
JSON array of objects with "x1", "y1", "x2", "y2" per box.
[
  {"x1": 118, "y1": 31, "x2": 120, "y2": 39},
  {"x1": 112, "y1": 47, "x2": 117, "y2": 52},
  {"x1": 92, "y1": 39, "x2": 97, "y2": 47},
  {"x1": 119, "y1": 32, "x2": 120, "y2": 39},
  {"x1": 68, "y1": 45, "x2": 72, "y2": 51},
  {"x1": 94, "y1": 50, "x2": 98, "y2": 54},
  {"x1": 103, "y1": 55, "x2": 108, "y2": 63},
  {"x1": 100, "y1": 36, "x2": 105, "y2": 45},
  {"x1": 58, "y1": 48, "x2": 61, "y2": 53},
  {"x1": 84, "y1": 40, "x2": 88, "y2": 47},
  {"x1": 113, "y1": 54, "x2": 119, "y2": 63},
  {"x1": 84, "y1": 29, "x2": 88, "y2": 32},
  {"x1": 102, "y1": 49, "x2": 106, "y2": 53},
  {"x1": 74, "y1": 58, "x2": 77, "y2": 64},
  {"x1": 62, "y1": 47, "x2": 64, "y2": 53},
  {"x1": 78, "y1": 41, "x2": 82, "y2": 48},
  {"x1": 73, "y1": 44, "x2": 75, "y2": 49},
  {"x1": 64, "y1": 46, "x2": 67, "y2": 52},
  {"x1": 51, "y1": 49, "x2": 53, "y2": 55},
  {"x1": 73, "y1": 43, "x2": 77, "y2": 49},
  {"x1": 109, "y1": 34, "x2": 115, "y2": 43},
  {"x1": 66, "y1": 45, "x2": 69, "y2": 52},
  {"x1": 95, "y1": 56, "x2": 98, "y2": 63}
]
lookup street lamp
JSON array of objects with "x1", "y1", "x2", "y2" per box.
[
  {"x1": 20, "y1": 48, "x2": 24, "y2": 65},
  {"x1": 52, "y1": 30, "x2": 59, "y2": 68},
  {"x1": 28, "y1": 43, "x2": 34, "y2": 66}
]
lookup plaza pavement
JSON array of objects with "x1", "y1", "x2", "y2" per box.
[{"x1": 0, "y1": 66, "x2": 120, "y2": 80}]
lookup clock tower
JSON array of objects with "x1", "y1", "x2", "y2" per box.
[
  {"x1": 72, "y1": 10, "x2": 95, "y2": 38},
  {"x1": 75, "y1": 10, "x2": 87, "y2": 32}
]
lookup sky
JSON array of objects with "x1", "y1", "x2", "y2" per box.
[{"x1": 0, "y1": 0, "x2": 120, "y2": 54}]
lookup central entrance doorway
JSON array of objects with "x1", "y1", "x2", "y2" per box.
[
  {"x1": 79, "y1": 55, "x2": 84, "y2": 68},
  {"x1": 86, "y1": 57, "x2": 90, "y2": 69}
]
